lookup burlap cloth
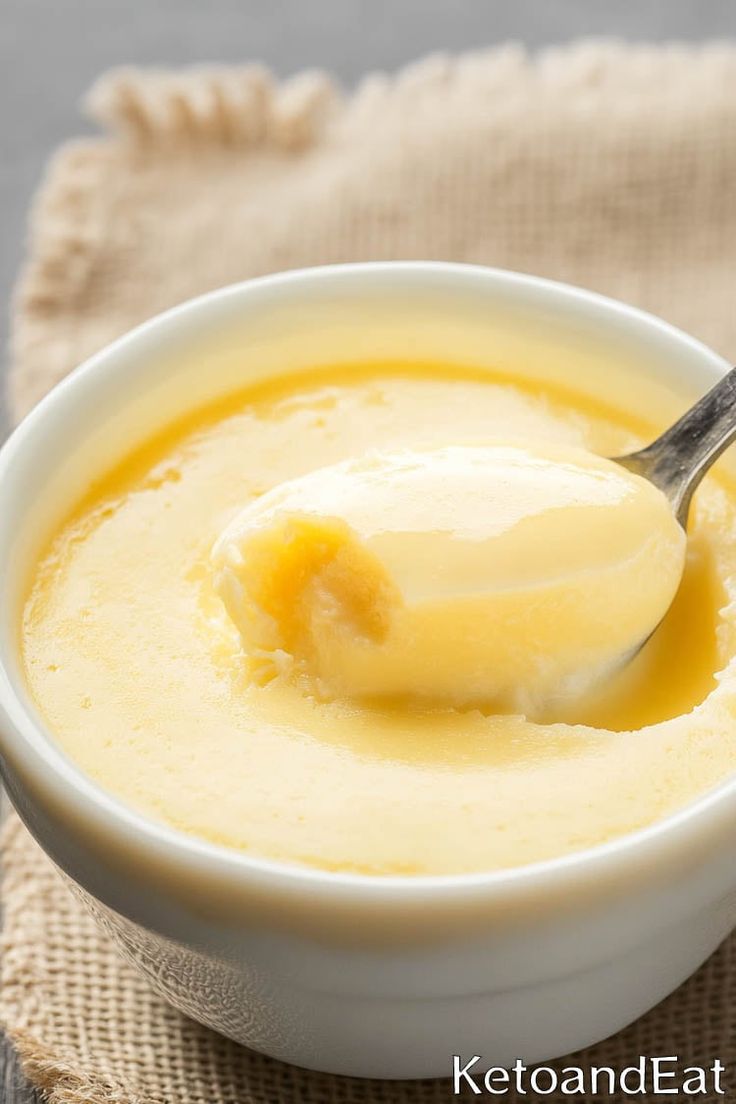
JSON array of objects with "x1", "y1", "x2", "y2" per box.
[{"x1": 4, "y1": 42, "x2": 736, "y2": 1103}]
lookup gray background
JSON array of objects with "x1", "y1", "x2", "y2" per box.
[{"x1": 2, "y1": 1, "x2": 736, "y2": 1100}]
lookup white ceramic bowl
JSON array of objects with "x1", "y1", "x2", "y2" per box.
[{"x1": 1, "y1": 263, "x2": 735, "y2": 1080}]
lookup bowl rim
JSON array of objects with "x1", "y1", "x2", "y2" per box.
[{"x1": 1, "y1": 258, "x2": 734, "y2": 906}]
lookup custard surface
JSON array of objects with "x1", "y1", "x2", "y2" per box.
[{"x1": 21, "y1": 367, "x2": 736, "y2": 875}]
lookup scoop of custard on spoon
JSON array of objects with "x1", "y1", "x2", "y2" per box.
[{"x1": 211, "y1": 368, "x2": 736, "y2": 718}]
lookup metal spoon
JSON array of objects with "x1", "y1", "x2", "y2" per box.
[{"x1": 616, "y1": 366, "x2": 736, "y2": 528}]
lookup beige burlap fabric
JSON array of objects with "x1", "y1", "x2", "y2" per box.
[{"x1": 4, "y1": 42, "x2": 736, "y2": 1103}]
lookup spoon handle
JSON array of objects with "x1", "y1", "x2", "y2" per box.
[{"x1": 618, "y1": 365, "x2": 736, "y2": 527}]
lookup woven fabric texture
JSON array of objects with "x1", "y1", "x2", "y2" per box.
[{"x1": 4, "y1": 42, "x2": 736, "y2": 1102}]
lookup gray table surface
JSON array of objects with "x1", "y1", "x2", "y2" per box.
[{"x1": 3, "y1": 2, "x2": 736, "y2": 1100}]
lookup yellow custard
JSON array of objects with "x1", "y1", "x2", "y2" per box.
[
  {"x1": 21, "y1": 366, "x2": 736, "y2": 875},
  {"x1": 212, "y1": 442, "x2": 685, "y2": 717}
]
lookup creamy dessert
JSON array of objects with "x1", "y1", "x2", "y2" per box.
[
  {"x1": 212, "y1": 442, "x2": 684, "y2": 716},
  {"x1": 20, "y1": 365, "x2": 736, "y2": 875}
]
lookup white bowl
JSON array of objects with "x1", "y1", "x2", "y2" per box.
[{"x1": 1, "y1": 263, "x2": 735, "y2": 1080}]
